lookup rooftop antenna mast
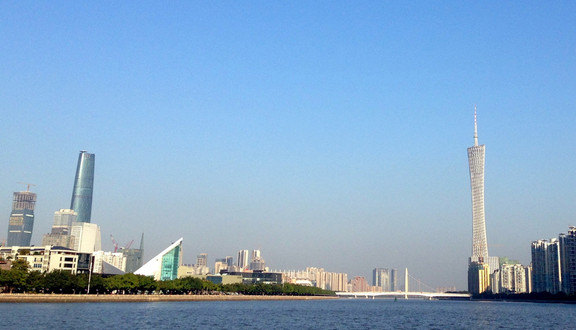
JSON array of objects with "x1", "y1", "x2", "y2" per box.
[{"x1": 473, "y1": 105, "x2": 479, "y2": 146}]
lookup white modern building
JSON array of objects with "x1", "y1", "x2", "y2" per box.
[
  {"x1": 70, "y1": 222, "x2": 101, "y2": 253},
  {"x1": 237, "y1": 250, "x2": 249, "y2": 270},
  {"x1": 135, "y1": 238, "x2": 182, "y2": 281}
]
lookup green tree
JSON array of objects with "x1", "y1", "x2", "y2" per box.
[
  {"x1": 0, "y1": 259, "x2": 29, "y2": 293},
  {"x1": 105, "y1": 273, "x2": 152, "y2": 294},
  {"x1": 11, "y1": 259, "x2": 29, "y2": 272},
  {"x1": 87, "y1": 274, "x2": 106, "y2": 294},
  {"x1": 179, "y1": 276, "x2": 204, "y2": 294},
  {"x1": 25, "y1": 270, "x2": 44, "y2": 293},
  {"x1": 43, "y1": 270, "x2": 75, "y2": 293},
  {"x1": 136, "y1": 275, "x2": 156, "y2": 293}
]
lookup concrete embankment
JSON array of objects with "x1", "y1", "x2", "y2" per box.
[{"x1": 0, "y1": 294, "x2": 338, "y2": 303}]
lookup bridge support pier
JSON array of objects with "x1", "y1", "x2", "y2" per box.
[{"x1": 404, "y1": 268, "x2": 408, "y2": 299}]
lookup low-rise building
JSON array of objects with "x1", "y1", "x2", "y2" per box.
[
  {"x1": 0, "y1": 245, "x2": 79, "y2": 274},
  {"x1": 226, "y1": 271, "x2": 282, "y2": 285},
  {"x1": 92, "y1": 250, "x2": 126, "y2": 274}
]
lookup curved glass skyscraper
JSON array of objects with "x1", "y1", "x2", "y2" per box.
[{"x1": 70, "y1": 151, "x2": 95, "y2": 223}]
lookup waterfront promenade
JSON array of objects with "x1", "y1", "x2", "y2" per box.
[{"x1": 0, "y1": 294, "x2": 337, "y2": 303}]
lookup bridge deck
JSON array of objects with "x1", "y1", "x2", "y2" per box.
[{"x1": 336, "y1": 292, "x2": 471, "y2": 299}]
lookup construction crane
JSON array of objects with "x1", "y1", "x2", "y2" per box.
[
  {"x1": 17, "y1": 182, "x2": 36, "y2": 191},
  {"x1": 111, "y1": 234, "x2": 137, "y2": 252},
  {"x1": 110, "y1": 234, "x2": 119, "y2": 253},
  {"x1": 124, "y1": 240, "x2": 134, "y2": 250}
]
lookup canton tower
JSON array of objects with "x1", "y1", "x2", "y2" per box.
[{"x1": 467, "y1": 107, "x2": 489, "y2": 261}]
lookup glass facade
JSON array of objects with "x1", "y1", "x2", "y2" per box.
[
  {"x1": 160, "y1": 245, "x2": 180, "y2": 281},
  {"x1": 6, "y1": 191, "x2": 36, "y2": 247},
  {"x1": 134, "y1": 238, "x2": 182, "y2": 281},
  {"x1": 70, "y1": 151, "x2": 95, "y2": 223}
]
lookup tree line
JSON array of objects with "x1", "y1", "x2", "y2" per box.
[{"x1": 0, "y1": 260, "x2": 334, "y2": 296}]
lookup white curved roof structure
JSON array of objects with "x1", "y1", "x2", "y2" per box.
[{"x1": 134, "y1": 237, "x2": 183, "y2": 281}]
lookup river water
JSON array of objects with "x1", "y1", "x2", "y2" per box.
[{"x1": 1, "y1": 298, "x2": 574, "y2": 329}]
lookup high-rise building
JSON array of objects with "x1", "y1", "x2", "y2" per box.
[
  {"x1": 248, "y1": 249, "x2": 266, "y2": 271},
  {"x1": 196, "y1": 253, "x2": 208, "y2": 267},
  {"x1": 499, "y1": 264, "x2": 529, "y2": 293},
  {"x1": 123, "y1": 233, "x2": 144, "y2": 273},
  {"x1": 225, "y1": 256, "x2": 234, "y2": 268},
  {"x1": 531, "y1": 238, "x2": 561, "y2": 293},
  {"x1": 42, "y1": 209, "x2": 78, "y2": 247},
  {"x1": 249, "y1": 257, "x2": 266, "y2": 271},
  {"x1": 351, "y1": 276, "x2": 369, "y2": 292},
  {"x1": 373, "y1": 268, "x2": 397, "y2": 291},
  {"x1": 237, "y1": 250, "x2": 249, "y2": 270},
  {"x1": 135, "y1": 238, "x2": 183, "y2": 281},
  {"x1": 559, "y1": 227, "x2": 576, "y2": 294},
  {"x1": 214, "y1": 258, "x2": 227, "y2": 274},
  {"x1": 214, "y1": 256, "x2": 235, "y2": 274},
  {"x1": 6, "y1": 189, "x2": 37, "y2": 247},
  {"x1": 70, "y1": 151, "x2": 95, "y2": 223},
  {"x1": 70, "y1": 222, "x2": 102, "y2": 253},
  {"x1": 51, "y1": 209, "x2": 77, "y2": 234},
  {"x1": 468, "y1": 261, "x2": 490, "y2": 294}
]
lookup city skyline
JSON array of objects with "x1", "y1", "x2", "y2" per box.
[{"x1": 1, "y1": 2, "x2": 575, "y2": 289}]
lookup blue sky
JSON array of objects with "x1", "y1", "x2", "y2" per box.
[{"x1": 1, "y1": 1, "x2": 575, "y2": 289}]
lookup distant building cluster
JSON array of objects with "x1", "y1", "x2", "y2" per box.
[
  {"x1": 530, "y1": 226, "x2": 576, "y2": 295},
  {"x1": 1, "y1": 151, "x2": 144, "y2": 278},
  {"x1": 3, "y1": 113, "x2": 574, "y2": 297},
  {"x1": 279, "y1": 267, "x2": 348, "y2": 291},
  {"x1": 470, "y1": 226, "x2": 576, "y2": 296},
  {"x1": 0, "y1": 151, "x2": 287, "y2": 286},
  {"x1": 466, "y1": 109, "x2": 576, "y2": 297},
  {"x1": 275, "y1": 267, "x2": 402, "y2": 293}
]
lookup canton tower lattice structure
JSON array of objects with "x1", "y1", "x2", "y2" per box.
[{"x1": 467, "y1": 106, "x2": 489, "y2": 261}]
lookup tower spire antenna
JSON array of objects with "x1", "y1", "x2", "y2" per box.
[{"x1": 474, "y1": 105, "x2": 478, "y2": 146}]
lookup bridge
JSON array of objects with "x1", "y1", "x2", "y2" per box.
[
  {"x1": 335, "y1": 291, "x2": 471, "y2": 299},
  {"x1": 335, "y1": 268, "x2": 471, "y2": 300}
]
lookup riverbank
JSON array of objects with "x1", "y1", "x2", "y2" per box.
[{"x1": 0, "y1": 294, "x2": 338, "y2": 303}]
